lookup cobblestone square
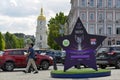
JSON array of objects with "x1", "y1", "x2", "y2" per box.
[{"x1": 0, "y1": 64, "x2": 120, "y2": 80}]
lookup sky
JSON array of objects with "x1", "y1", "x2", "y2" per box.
[{"x1": 0, "y1": 0, "x2": 71, "y2": 35}]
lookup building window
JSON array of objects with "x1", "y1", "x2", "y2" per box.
[
  {"x1": 108, "y1": 0, "x2": 112, "y2": 8},
  {"x1": 89, "y1": 25, "x2": 95, "y2": 34},
  {"x1": 89, "y1": 0, "x2": 94, "y2": 7},
  {"x1": 99, "y1": 13, "x2": 103, "y2": 20},
  {"x1": 117, "y1": 41, "x2": 120, "y2": 45},
  {"x1": 40, "y1": 35, "x2": 42, "y2": 40},
  {"x1": 98, "y1": 0, "x2": 103, "y2": 8},
  {"x1": 116, "y1": 13, "x2": 120, "y2": 21},
  {"x1": 107, "y1": 13, "x2": 112, "y2": 21},
  {"x1": 39, "y1": 42, "x2": 42, "y2": 48},
  {"x1": 116, "y1": 0, "x2": 120, "y2": 8},
  {"x1": 98, "y1": 27, "x2": 103, "y2": 34},
  {"x1": 116, "y1": 27, "x2": 120, "y2": 34},
  {"x1": 81, "y1": 13, "x2": 86, "y2": 21},
  {"x1": 107, "y1": 27, "x2": 112, "y2": 35},
  {"x1": 98, "y1": 13, "x2": 104, "y2": 22},
  {"x1": 108, "y1": 40, "x2": 111, "y2": 45},
  {"x1": 81, "y1": 0, "x2": 86, "y2": 7},
  {"x1": 89, "y1": 13, "x2": 94, "y2": 20}
]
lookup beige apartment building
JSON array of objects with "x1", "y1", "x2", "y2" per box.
[{"x1": 67, "y1": 0, "x2": 120, "y2": 46}]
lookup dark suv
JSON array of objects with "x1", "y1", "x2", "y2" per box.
[
  {"x1": 0, "y1": 49, "x2": 53, "y2": 71},
  {"x1": 96, "y1": 45, "x2": 120, "y2": 69},
  {"x1": 36, "y1": 50, "x2": 65, "y2": 63}
]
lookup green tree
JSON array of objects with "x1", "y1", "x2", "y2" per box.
[
  {"x1": 5, "y1": 32, "x2": 24, "y2": 49},
  {"x1": 11, "y1": 35, "x2": 19, "y2": 48},
  {"x1": 48, "y1": 12, "x2": 67, "y2": 50},
  {"x1": 18, "y1": 38, "x2": 24, "y2": 48},
  {"x1": 4, "y1": 32, "x2": 12, "y2": 49},
  {"x1": 0, "y1": 32, "x2": 5, "y2": 50}
]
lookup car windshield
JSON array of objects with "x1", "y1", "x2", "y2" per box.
[
  {"x1": 55, "y1": 52, "x2": 61, "y2": 56},
  {"x1": 110, "y1": 47, "x2": 120, "y2": 51},
  {"x1": 97, "y1": 48, "x2": 108, "y2": 53},
  {"x1": 35, "y1": 50, "x2": 47, "y2": 54},
  {"x1": 61, "y1": 51, "x2": 66, "y2": 57},
  {"x1": 0, "y1": 51, "x2": 4, "y2": 55}
]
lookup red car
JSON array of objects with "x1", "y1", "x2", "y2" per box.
[{"x1": 0, "y1": 49, "x2": 53, "y2": 71}]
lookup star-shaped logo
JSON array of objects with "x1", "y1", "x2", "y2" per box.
[{"x1": 55, "y1": 18, "x2": 106, "y2": 72}]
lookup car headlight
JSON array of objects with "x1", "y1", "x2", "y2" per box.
[{"x1": 49, "y1": 56, "x2": 53, "y2": 60}]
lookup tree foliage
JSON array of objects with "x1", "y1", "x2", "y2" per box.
[
  {"x1": 4, "y1": 32, "x2": 24, "y2": 49},
  {"x1": 18, "y1": 38, "x2": 24, "y2": 48},
  {"x1": 0, "y1": 32, "x2": 5, "y2": 50},
  {"x1": 48, "y1": 12, "x2": 67, "y2": 50}
]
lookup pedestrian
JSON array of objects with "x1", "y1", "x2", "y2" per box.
[
  {"x1": 23, "y1": 43, "x2": 38, "y2": 74},
  {"x1": 53, "y1": 52, "x2": 57, "y2": 70}
]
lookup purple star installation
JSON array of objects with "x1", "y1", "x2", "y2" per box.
[{"x1": 55, "y1": 18, "x2": 106, "y2": 72}]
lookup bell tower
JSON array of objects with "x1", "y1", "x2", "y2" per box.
[{"x1": 34, "y1": 8, "x2": 48, "y2": 49}]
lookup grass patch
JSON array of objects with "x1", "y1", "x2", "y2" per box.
[{"x1": 51, "y1": 68, "x2": 111, "y2": 74}]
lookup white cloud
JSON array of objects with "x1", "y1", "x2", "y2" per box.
[
  {"x1": 10, "y1": 0, "x2": 18, "y2": 7},
  {"x1": 0, "y1": 0, "x2": 71, "y2": 35},
  {"x1": 0, "y1": 15, "x2": 37, "y2": 35},
  {"x1": 0, "y1": 0, "x2": 40, "y2": 17}
]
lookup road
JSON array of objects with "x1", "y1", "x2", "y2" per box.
[{"x1": 0, "y1": 64, "x2": 120, "y2": 80}]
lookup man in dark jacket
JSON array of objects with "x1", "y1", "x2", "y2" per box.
[{"x1": 23, "y1": 43, "x2": 38, "y2": 74}]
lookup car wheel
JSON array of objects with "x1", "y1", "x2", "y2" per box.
[
  {"x1": 1, "y1": 67, "x2": 7, "y2": 71},
  {"x1": 4, "y1": 62, "x2": 14, "y2": 71},
  {"x1": 41, "y1": 61, "x2": 49, "y2": 70},
  {"x1": 99, "y1": 65, "x2": 107, "y2": 69},
  {"x1": 74, "y1": 65, "x2": 81, "y2": 69},
  {"x1": 37, "y1": 67, "x2": 41, "y2": 70},
  {"x1": 115, "y1": 59, "x2": 120, "y2": 69}
]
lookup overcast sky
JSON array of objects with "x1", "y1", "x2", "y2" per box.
[{"x1": 0, "y1": 0, "x2": 71, "y2": 35}]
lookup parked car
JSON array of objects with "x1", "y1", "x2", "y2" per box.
[
  {"x1": 36, "y1": 50, "x2": 65, "y2": 63},
  {"x1": 0, "y1": 49, "x2": 53, "y2": 71},
  {"x1": 96, "y1": 45, "x2": 120, "y2": 69},
  {"x1": 46, "y1": 50, "x2": 65, "y2": 63},
  {"x1": 35, "y1": 50, "x2": 47, "y2": 55}
]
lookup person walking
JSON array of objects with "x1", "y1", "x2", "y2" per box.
[{"x1": 23, "y1": 43, "x2": 38, "y2": 74}]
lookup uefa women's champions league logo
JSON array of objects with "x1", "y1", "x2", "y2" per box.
[
  {"x1": 75, "y1": 35, "x2": 84, "y2": 50},
  {"x1": 74, "y1": 22, "x2": 84, "y2": 50}
]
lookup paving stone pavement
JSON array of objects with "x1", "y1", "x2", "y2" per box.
[{"x1": 0, "y1": 64, "x2": 120, "y2": 80}]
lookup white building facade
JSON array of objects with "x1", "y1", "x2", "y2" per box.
[
  {"x1": 34, "y1": 8, "x2": 48, "y2": 49},
  {"x1": 68, "y1": 0, "x2": 120, "y2": 46}
]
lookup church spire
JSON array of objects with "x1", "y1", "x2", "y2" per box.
[
  {"x1": 40, "y1": 8, "x2": 43, "y2": 16},
  {"x1": 37, "y1": 7, "x2": 46, "y2": 20}
]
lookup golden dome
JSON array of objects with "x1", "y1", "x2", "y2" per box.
[{"x1": 37, "y1": 8, "x2": 46, "y2": 21}]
